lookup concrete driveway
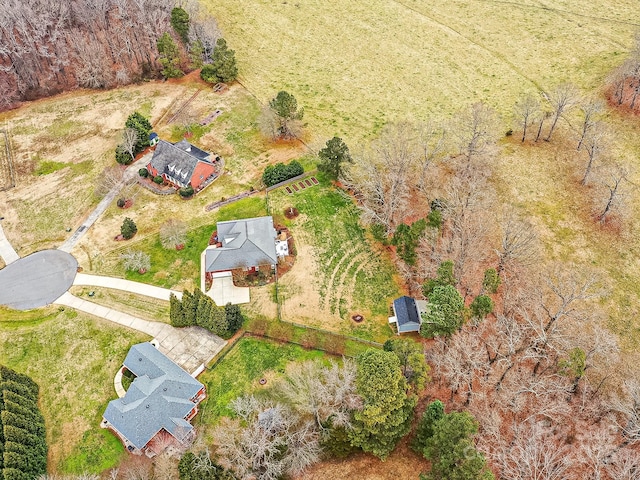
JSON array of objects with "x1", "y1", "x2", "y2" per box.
[
  {"x1": 54, "y1": 292, "x2": 225, "y2": 374},
  {"x1": 206, "y1": 271, "x2": 250, "y2": 306},
  {"x1": 0, "y1": 250, "x2": 78, "y2": 310},
  {"x1": 0, "y1": 223, "x2": 19, "y2": 265},
  {"x1": 74, "y1": 273, "x2": 182, "y2": 301}
]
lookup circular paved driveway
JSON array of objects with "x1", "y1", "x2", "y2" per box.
[{"x1": 0, "y1": 250, "x2": 78, "y2": 310}]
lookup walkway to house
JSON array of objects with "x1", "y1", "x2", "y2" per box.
[
  {"x1": 205, "y1": 271, "x2": 250, "y2": 306},
  {"x1": 74, "y1": 273, "x2": 182, "y2": 301},
  {"x1": 54, "y1": 292, "x2": 225, "y2": 374},
  {"x1": 58, "y1": 152, "x2": 153, "y2": 253},
  {"x1": 0, "y1": 222, "x2": 19, "y2": 265}
]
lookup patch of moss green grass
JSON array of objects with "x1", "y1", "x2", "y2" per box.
[{"x1": 196, "y1": 336, "x2": 324, "y2": 434}]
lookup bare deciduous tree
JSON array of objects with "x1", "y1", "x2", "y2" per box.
[
  {"x1": 496, "y1": 212, "x2": 538, "y2": 275},
  {"x1": 342, "y1": 122, "x2": 421, "y2": 233},
  {"x1": 580, "y1": 121, "x2": 609, "y2": 186},
  {"x1": 514, "y1": 94, "x2": 540, "y2": 142},
  {"x1": 276, "y1": 359, "x2": 361, "y2": 429},
  {"x1": 121, "y1": 250, "x2": 150, "y2": 272},
  {"x1": 494, "y1": 421, "x2": 575, "y2": 480},
  {"x1": 543, "y1": 83, "x2": 580, "y2": 142},
  {"x1": 95, "y1": 165, "x2": 127, "y2": 197},
  {"x1": 214, "y1": 397, "x2": 321, "y2": 480},
  {"x1": 121, "y1": 127, "x2": 139, "y2": 163},
  {"x1": 452, "y1": 102, "x2": 499, "y2": 162},
  {"x1": 576, "y1": 99, "x2": 604, "y2": 151},
  {"x1": 597, "y1": 164, "x2": 629, "y2": 224},
  {"x1": 159, "y1": 219, "x2": 187, "y2": 249}
]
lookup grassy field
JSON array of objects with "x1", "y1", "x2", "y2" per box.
[
  {"x1": 204, "y1": 0, "x2": 638, "y2": 141},
  {"x1": 266, "y1": 177, "x2": 401, "y2": 341},
  {"x1": 93, "y1": 195, "x2": 268, "y2": 289},
  {"x1": 0, "y1": 307, "x2": 149, "y2": 474}
]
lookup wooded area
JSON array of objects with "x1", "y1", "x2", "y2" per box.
[{"x1": 0, "y1": 0, "x2": 220, "y2": 109}]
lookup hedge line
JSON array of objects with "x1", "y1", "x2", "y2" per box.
[{"x1": 0, "y1": 366, "x2": 47, "y2": 480}]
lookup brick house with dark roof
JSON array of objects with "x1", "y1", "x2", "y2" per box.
[
  {"x1": 146, "y1": 139, "x2": 220, "y2": 191},
  {"x1": 102, "y1": 342, "x2": 205, "y2": 457}
]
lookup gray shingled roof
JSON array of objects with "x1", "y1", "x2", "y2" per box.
[
  {"x1": 393, "y1": 296, "x2": 421, "y2": 333},
  {"x1": 205, "y1": 216, "x2": 278, "y2": 272},
  {"x1": 103, "y1": 343, "x2": 204, "y2": 450},
  {"x1": 148, "y1": 140, "x2": 211, "y2": 186}
]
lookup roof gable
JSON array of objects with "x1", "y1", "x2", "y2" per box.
[
  {"x1": 393, "y1": 296, "x2": 421, "y2": 332},
  {"x1": 104, "y1": 343, "x2": 204, "y2": 450},
  {"x1": 205, "y1": 216, "x2": 278, "y2": 272}
]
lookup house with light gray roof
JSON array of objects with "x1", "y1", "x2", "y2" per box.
[
  {"x1": 102, "y1": 342, "x2": 205, "y2": 456},
  {"x1": 204, "y1": 216, "x2": 278, "y2": 274}
]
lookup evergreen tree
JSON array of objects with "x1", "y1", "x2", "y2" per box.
[
  {"x1": 420, "y1": 285, "x2": 465, "y2": 338},
  {"x1": 421, "y1": 411, "x2": 494, "y2": 480},
  {"x1": 225, "y1": 303, "x2": 244, "y2": 334},
  {"x1": 412, "y1": 400, "x2": 445, "y2": 452},
  {"x1": 195, "y1": 290, "x2": 213, "y2": 328},
  {"x1": 423, "y1": 260, "x2": 456, "y2": 296},
  {"x1": 349, "y1": 349, "x2": 416, "y2": 460},
  {"x1": 169, "y1": 293, "x2": 184, "y2": 327},
  {"x1": 181, "y1": 290, "x2": 197, "y2": 326},
  {"x1": 124, "y1": 111, "x2": 152, "y2": 153},
  {"x1": 470, "y1": 295, "x2": 494, "y2": 321},
  {"x1": 318, "y1": 136, "x2": 352, "y2": 179},
  {"x1": 211, "y1": 38, "x2": 237, "y2": 83},
  {"x1": 120, "y1": 217, "x2": 137, "y2": 240},
  {"x1": 157, "y1": 32, "x2": 183, "y2": 78},
  {"x1": 170, "y1": 7, "x2": 190, "y2": 44},
  {"x1": 210, "y1": 307, "x2": 229, "y2": 338},
  {"x1": 268, "y1": 91, "x2": 304, "y2": 139},
  {"x1": 383, "y1": 338, "x2": 430, "y2": 391}
]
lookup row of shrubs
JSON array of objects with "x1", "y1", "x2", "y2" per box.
[
  {"x1": 0, "y1": 366, "x2": 47, "y2": 480},
  {"x1": 169, "y1": 289, "x2": 244, "y2": 339},
  {"x1": 138, "y1": 168, "x2": 195, "y2": 198},
  {"x1": 262, "y1": 160, "x2": 304, "y2": 187}
]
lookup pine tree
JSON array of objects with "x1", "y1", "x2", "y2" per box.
[
  {"x1": 157, "y1": 32, "x2": 183, "y2": 79},
  {"x1": 169, "y1": 293, "x2": 184, "y2": 327},
  {"x1": 349, "y1": 349, "x2": 416, "y2": 459},
  {"x1": 412, "y1": 400, "x2": 444, "y2": 452},
  {"x1": 421, "y1": 411, "x2": 494, "y2": 480},
  {"x1": 318, "y1": 136, "x2": 352, "y2": 179}
]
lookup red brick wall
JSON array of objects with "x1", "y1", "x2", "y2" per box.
[{"x1": 190, "y1": 162, "x2": 216, "y2": 190}]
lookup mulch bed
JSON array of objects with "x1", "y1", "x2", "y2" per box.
[
  {"x1": 284, "y1": 207, "x2": 299, "y2": 219},
  {"x1": 352, "y1": 314, "x2": 364, "y2": 323}
]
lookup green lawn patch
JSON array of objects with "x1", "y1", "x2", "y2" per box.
[
  {"x1": 197, "y1": 336, "x2": 324, "y2": 431},
  {"x1": 119, "y1": 196, "x2": 268, "y2": 288}
]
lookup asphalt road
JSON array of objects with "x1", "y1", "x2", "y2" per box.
[{"x1": 0, "y1": 250, "x2": 78, "y2": 310}]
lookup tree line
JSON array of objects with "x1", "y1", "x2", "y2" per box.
[
  {"x1": 169, "y1": 288, "x2": 244, "y2": 339},
  {"x1": 0, "y1": 0, "x2": 222, "y2": 109},
  {"x1": 179, "y1": 340, "x2": 430, "y2": 480},
  {"x1": 0, "y1": 365, "x2": 47, "y2": 480}
]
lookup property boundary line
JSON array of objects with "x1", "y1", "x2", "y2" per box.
[{"x1": 0, "y1": 129, "x2": 16, "y2": 191}]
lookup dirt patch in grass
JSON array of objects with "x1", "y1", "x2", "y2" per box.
[{"x1": 298, "y1": 439, "x2": 428, "y2": 480}]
